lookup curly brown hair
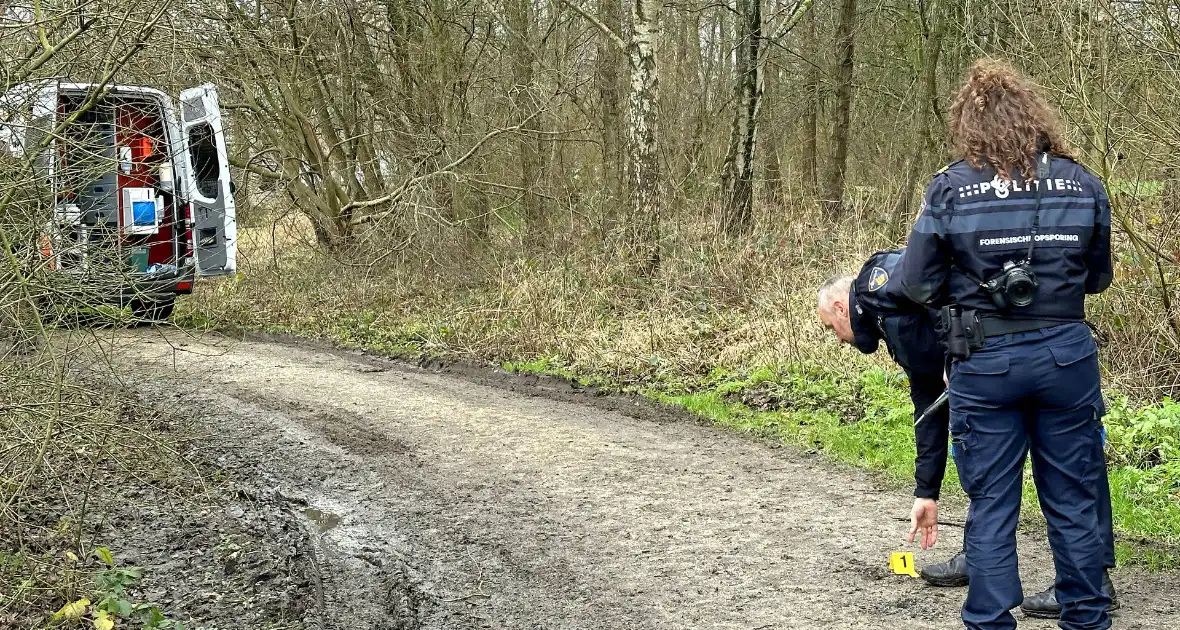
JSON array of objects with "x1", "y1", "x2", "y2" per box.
[{"x1": 948, "y1": 59, "x2": 1074, "y2": 181}]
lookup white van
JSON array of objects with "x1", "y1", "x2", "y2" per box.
[{"x1": 2, "y1": 80, "x2": 237, "y2": 320}]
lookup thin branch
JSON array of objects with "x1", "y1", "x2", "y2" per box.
[
  {"x1": 556, "y1": 0, "x2": 628, "y2": 52},
  {"x1": 345, "y1": 113, "x2": 543, "y2": 225},
  {"x1": 766, "y1": 0, "x2": 813, "y2": 42},
  {"x1": 20, "y1": 19, "x2": 95, "y2": 80}
]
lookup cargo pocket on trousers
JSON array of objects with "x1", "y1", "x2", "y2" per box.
[
  {"x1": 949, "y1": 407, "x2": 983, "y2": 499},
  {"x1": 949, "y1": 353, "x2": 1010, "y2": 500},
  {"x1": 955, "y1": 353, "x2": 1010, "y2": 376},
  {"x1": 1090, "y1": 402, "x2": 1108, "y2": 467},
  {"x1": 951, "y1": 430, "x2": 986, "y2": 500}
]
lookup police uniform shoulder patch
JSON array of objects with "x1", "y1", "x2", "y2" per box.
[{"x1": 868, "y1": 266, "x2": 889, "y2": 291}]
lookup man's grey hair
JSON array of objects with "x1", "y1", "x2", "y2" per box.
[{"x1": 817, "y1": 274, "x2": 855, "y2": 311}]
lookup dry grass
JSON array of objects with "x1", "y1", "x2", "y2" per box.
[
  {"x1": 191, "y1": 188, "x2": 1180, "y2": 401},
  {"x1": 195, "y1": 205, "x2": 865, "y2": 379}
]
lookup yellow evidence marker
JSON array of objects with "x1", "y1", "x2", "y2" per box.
[{"x1": 890, "y1": 551, "x2": 920, "y2": 578}]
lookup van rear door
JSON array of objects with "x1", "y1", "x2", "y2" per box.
[
  {"x1": 29, "y1": 82, "x2": 58, "y2": 185},
  {"x1": 179, "y1": 84, "x2": 236, "y2": 276}
]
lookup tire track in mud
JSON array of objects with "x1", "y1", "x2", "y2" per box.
[
  {"x1": 247, "y1": 394, "x2": 437, "y2": 630},
  {"x1": 97, "y1": 331, "x2": 1180, "y2": 629},
  {"x1": 213, "y1": 391, "x2": 441, "y2": 630}
]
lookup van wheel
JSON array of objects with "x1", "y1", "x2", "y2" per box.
[{"x1": 131, "y1": 299, "x2": 175, "y2": 324}]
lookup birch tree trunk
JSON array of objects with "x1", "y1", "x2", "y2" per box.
[{"x1": 627, "y1": 0, "x2": 662, "y2": 274}]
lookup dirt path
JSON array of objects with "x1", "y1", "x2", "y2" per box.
[{"x1": 92, "y1": 330, "x2": 1179, "y2": 629}]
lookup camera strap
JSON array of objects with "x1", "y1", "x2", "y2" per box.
[
  {"x1": 949, "y1": 153, "x2": 1053, "y2": 290},
  {"x1": 1023, "y1": 152, "x2": 1051, "y2": 265}
]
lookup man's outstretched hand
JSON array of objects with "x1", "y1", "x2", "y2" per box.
[{"x1": 908, "y1": 498, "x2": 939, "y2": 550}]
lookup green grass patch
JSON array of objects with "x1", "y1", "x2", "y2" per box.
[
  {"x1": 1109, "y1": 466, "x2": 1180, "y2": 543},
  {"x1": 503, "y1": 356, "x2": 580, "y2": 381},
  {"x1": 502, "y1": 355, "x2": 618, "y2": 390},
  {"x1": 1115, "y1": 541, "x2": 1180, "y2": 571},
  {"x1": 647, "y1": 365, "x2": 957, "y2": 496}
]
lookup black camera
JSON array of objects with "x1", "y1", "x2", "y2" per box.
[{"x1": 984, "y1": 260, "x2": 1038, "y2": 309}]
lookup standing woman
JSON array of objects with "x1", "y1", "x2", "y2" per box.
[{"x1": 899, "y1": 59, "x2": 1114, "y2": 630}]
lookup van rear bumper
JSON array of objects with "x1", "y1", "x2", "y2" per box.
[
  {"x1": 44, "y1": 263, "x2": 197, "y2": 308},
  {"x1": 113, "y1": 264, "x2": 197, "y2": 305}
]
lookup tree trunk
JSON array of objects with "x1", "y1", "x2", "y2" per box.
[
  {"x1": 825, "y1": 0, "x2": 857, "y2": 217},
  {"x1": 893, "y1": 0, "x2": 944, "y2": 229},
  {"x1": 685, "y1": 9, "x2": 711, "y2": 189},
  {"x1": 763, "y1": 61, "x2": 783, "y2": 205},
  {"x1": 309, "y1": 211, "x2": 336, "y2": 249},
  {"x1": 802, "y1": 10, "x2": 819, "y2": 196},
  {"x1": 508, "y1": 0, "x2": 544, "y2": 238},
  {"x1": 720, "y1": 0, "x2": 764, "y2": 235},
  {"x1": 627, "y1": 0, "x2": 663, "y2": 275},
  {"x1": 596, "y1": 0, "x2": 625, "y2": 207}
]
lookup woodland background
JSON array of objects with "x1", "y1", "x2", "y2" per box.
[{"x1": 4, "y1": 0, "x2": 1180, "y2": 623}]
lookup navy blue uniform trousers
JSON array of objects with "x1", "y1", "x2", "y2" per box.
[{"x1": 949, "y1": 323, "x2": 1112, "y2": 630}]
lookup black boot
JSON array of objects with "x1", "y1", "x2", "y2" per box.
[
  {"x1": 920, "y1": 549, "x2": 969, "y2": 587},
  {"x1": 1020, "y1": 571, "x2": 1120, "y2": 619}
]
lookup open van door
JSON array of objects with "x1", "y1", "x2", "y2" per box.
[
  {"x1": 17, "y1": 82, "x2": 62, "y2": 269},
  {"x1": 2, "y1": 81, "x2": 62, "y2": 188},
  {"x1": 29, "y1": 82, "x2": 58, "y2": 178},
  {"x1": 179, "y1": 84, "x2": 236, "y2": 276},
  {"x1": 0, "y1": 84, "x2": 31, "y2": 158}
]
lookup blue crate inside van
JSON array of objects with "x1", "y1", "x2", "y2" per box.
[{"x1": 132, "y1": 200, "x2": 156, "y2": 226}]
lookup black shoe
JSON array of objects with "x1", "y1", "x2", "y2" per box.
[
  {"x1": 1020, "y1": 571, "x2": 1121, "y2": 619},
  {"x1": 920, "y1": 549, "x2": 970, "y2": 587}
]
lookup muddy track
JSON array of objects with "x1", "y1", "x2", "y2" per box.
[{"x1": 91, "y1": 329, "x2": 1180, "y2": 629}]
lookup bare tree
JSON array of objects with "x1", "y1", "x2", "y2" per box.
[
  {"x1": 562, "y1": 0, "x2": 663, "y2": 273},
  {"x1": 719, "y1": 0, "x2": 764, "y2": 235},
  {"x1": 892, "y1": 0, "x2": 946, "y2": 229},
  {"x1": 625, "y1": 0, "x2": 663, "y2": 273},
  {"x1": 185, "y1": 0, "x2": 527, "y2": 249},
  {"x1": 596, "y1": 0, "x2": 625, "y2": 205},
  {"x1": 507, "y1": 0, "x2": 545, "y2": 238},
  {"x1": 720, "y1": 0, "x2": 811, "y2": 234},
  {"x1": 824, "y1": 0, "x2": 857, "y2": 216},
  {"x1": 801, "y1": 9, "x2": 820, "y2": 196}
]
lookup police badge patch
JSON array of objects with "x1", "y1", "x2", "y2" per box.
[{"x1": 868, "y1": 267, "x2": 889, "y2": 291}]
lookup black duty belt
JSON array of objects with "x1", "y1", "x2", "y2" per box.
[{"x1": 978, "y1": 316, "x2": 1081, "y2": 338}]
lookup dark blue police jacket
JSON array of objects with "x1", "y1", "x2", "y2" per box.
[
  {"x1": 899, "y1": 156, "x2": 1113, "y2": 315},
  {"x1": 852, "y1": 249, "x2": 950, "y2": 500},
  {"x1": 849, "y1": 248, "x2": 944, "y2": 377}
]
